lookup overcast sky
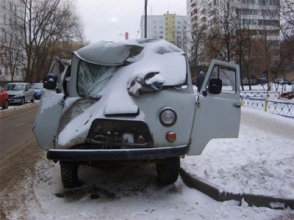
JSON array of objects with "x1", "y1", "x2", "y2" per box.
[{"x1": 76, "y1": 0, "x2": 187, "y2": 44}]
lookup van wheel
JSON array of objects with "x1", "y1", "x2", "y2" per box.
[
  {"x1": 31, "y1": 96, "x2": 35, "y2": 103},
  {"x1": 60, "y1": 161, "x2": 80, "y2": 189},
  {"x1": 156, "y1": 157, "x2": 180, "y2": 184}
]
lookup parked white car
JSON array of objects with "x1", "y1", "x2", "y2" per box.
[
  {"x1": 33, "y1": 39, "x2": 241, "y2": 188},
  {"x1": 4, "y1": 82, "x2": 35, "y2": 105}
]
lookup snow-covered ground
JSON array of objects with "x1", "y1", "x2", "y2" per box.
[{"x1": 2, "y1": 106, "x2": 293, "y2": 220}]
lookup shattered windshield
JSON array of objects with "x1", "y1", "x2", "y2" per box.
[{"x1": 77, "y1": 60, "x2": 116, "y2": 98}]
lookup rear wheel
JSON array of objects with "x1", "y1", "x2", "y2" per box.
[
  {"x1": 60, "y1": 161, "x2": 80, "y2": 189},
  {"x1": 156, "y1": 157, "x2": 180, "y2": 184},
  {"x1": 31, "y1": 96, "x2": 35, "y2": 103}
]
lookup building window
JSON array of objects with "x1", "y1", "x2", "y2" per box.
[{"x1": 3, "y1": 14, "x2": 6, "y2": 24}]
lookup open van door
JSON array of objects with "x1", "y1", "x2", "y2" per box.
[
  {"x1": 33, "y1": 58, "x2": 69, "y2": 150},
  {"x1": 189, "y1": 59, "x2": 241, "y2": 155}
]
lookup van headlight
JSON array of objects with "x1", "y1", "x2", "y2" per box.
[{"x1": 159, "y1": 108, "x2": 177, "y2": 126}]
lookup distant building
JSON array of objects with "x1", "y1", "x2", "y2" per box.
[
  {"x1": 140, "y1": 12, "x2": 188, "y2": 52},
  {"x1": 186, "y1": 0, "x2": 280, "y2": 62},
  {"x1": 187, "y1": 0, "x2": 280, "y2": 39},
  {"x1": 0, "y1": 0, "x2": 26, "y2": 82}
]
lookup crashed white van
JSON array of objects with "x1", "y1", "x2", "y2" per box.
[{"x1": 33, "y1": 39, "x2": 241, "y2": 188}]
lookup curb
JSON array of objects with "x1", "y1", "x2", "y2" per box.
[{"x1": 179, "y1": 168, "x2": 294, "y2": 210}]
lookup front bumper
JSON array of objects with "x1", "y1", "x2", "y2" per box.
[{"x1": 47, "y1": 145, "x2": 189, "y2": 162}]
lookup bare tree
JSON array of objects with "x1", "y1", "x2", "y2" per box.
[
  {"x1": 0, "y1": 32, "x2": 25, "y2": 81},
  {"x1": 281, "y1": 0, "x2": 294, "y2": 28},
  {"x1": 189, "y1": 26, "x2": 206, "y2": 77},
  {"x1": 235, "y1": 28, "x2": 255, "y2": 90},
  {"x1": 205, "y1": 0, "x2": 239, "y2": 62},
  {"x1": 280, "y1": 0, "x2": 294, "y2": 58},
  {"x1": 13, "y1": 0, "x2": 84, "y2": 82},
  {"x1": 254, "y1": 2, "x2": 280, "y2": 90},
  {"x1": 234, "y1": 4, "x2": 263, "y2": 90}
]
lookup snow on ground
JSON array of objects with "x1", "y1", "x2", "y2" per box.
[{"x1": 3, "y1": 106, "x2": 294, "y2": 220}]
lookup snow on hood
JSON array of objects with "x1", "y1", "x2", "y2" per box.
[
  {"x1": 127, "y1": 72, "x2": 165, "y2": 97},
  {"x1": 128, "y1": 39, "x2": 187, "y2": 86}
]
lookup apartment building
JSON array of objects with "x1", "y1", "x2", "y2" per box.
[
  {"x1": 0, "y1": 0, "x2": 25, "y2": 82},
  {"x1": 188, "y1": 0, "x2": 280, "y2": 37},
  {"x1": 140, "y1": 12, "x2": 188, "y2": 52},
  {"x1": 186, "y1": 0, "x2": 280, "y2": 61}
]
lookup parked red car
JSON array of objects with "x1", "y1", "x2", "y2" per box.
[{"x1": 0, "y1": 86, "x2": 9, "y2": 109}]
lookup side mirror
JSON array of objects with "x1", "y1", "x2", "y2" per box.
[
  {"x1": 208, "y1": 78, "x2": 222, "y2": 95},
  {"x1": 44, "y1": 73, "x2": 57, "y2": 90}
]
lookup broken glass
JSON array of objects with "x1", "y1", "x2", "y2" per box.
[{"x1": 77, "y1": 60, "x2": 116, "y2": 98}]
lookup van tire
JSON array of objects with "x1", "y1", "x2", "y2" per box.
[
  {"x1": 156, "y1": 157, "x2": 180, "y2": 184},
  {"x1": 60, "y1": 161, "x2": 80, "y2": 189}
]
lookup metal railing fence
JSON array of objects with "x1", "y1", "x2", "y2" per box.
[{"x1": 241, "y1": 97, "x2": 294, "y2": 118}]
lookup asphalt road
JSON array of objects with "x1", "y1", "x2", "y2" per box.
[{"x1": 0, "y1": 104, "x2": 39, "y2": 158}]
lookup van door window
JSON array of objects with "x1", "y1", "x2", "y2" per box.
[{"x1": 208, "y1": 65, "x2": 237, "y2": 94}]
